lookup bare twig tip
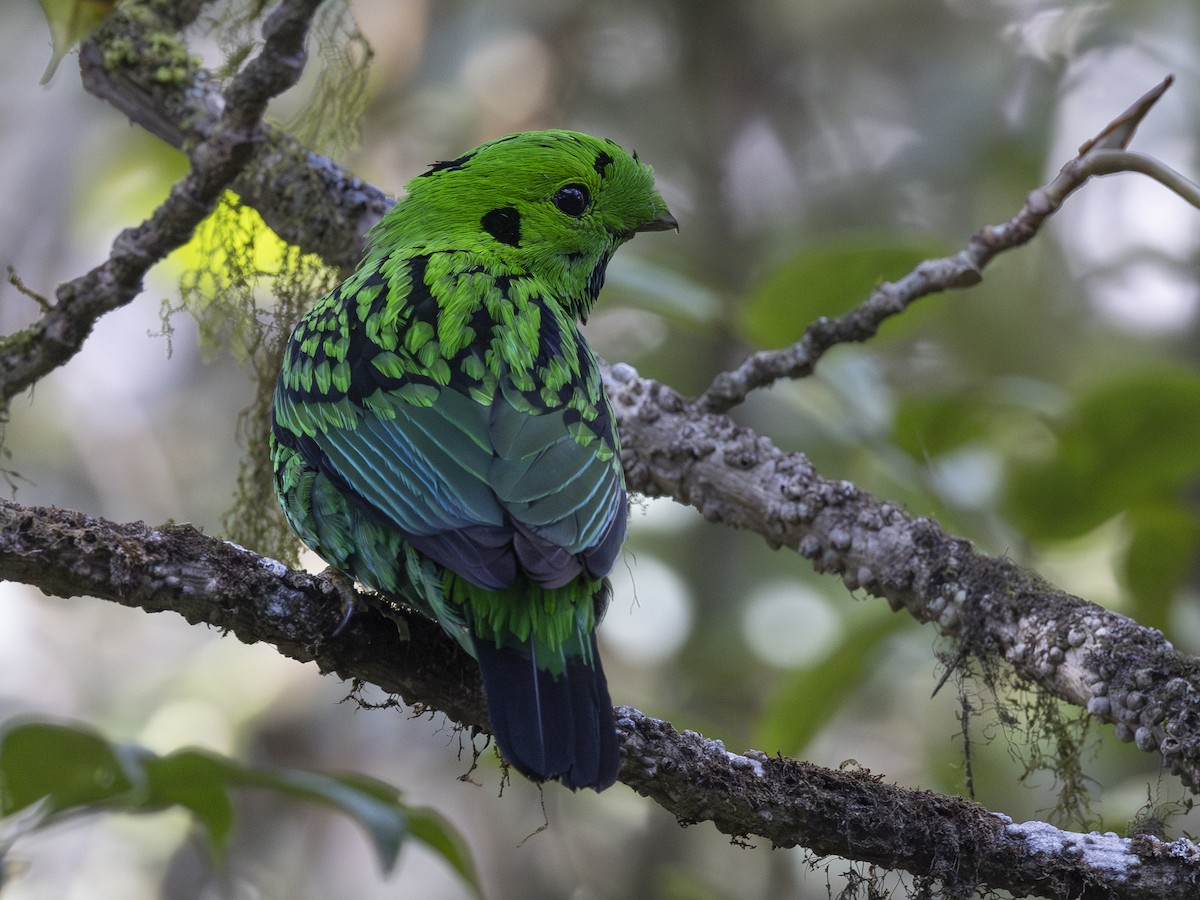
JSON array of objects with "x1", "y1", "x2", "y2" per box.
[
  {"x1": 1078, "y1": 75, "x2": 1175, "y2": 155},
  {"x1": 5, "y1": 266, "x2": 53, "y2": 313}
]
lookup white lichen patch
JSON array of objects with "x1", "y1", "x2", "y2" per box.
[
  {"x1": 257, "y1": 555, "x2": 290, "y2": 579},
  {"x1": 1007, "y1": 819, "x2": 1138, "y2": 878},
  {"x1": 226, "y1": 540, "x2": 291, "y2": 579},
  {"x1": 724, "y1": 750, "x2": 765, "y2": 777}
]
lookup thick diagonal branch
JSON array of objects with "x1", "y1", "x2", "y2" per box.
[
  {"x1": 0, "y1": 499, "x2": 486, "y2": 728},
  {"x1": 606, "y1": 363, "x2": 1200, "y2": 791},
  {"x1": 0, "y1": 0, "x2": 336, "y2": 408},
  {"x1": 616, "y1": 708, "x2": 1200, "y2": 900}
]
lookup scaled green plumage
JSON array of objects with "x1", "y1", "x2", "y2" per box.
[{"x1": 270, "y1": 130, "x2": 674, "y2": 790}]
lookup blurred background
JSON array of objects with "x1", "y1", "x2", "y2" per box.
[{"x1": 2, "y1": 0, "x2": 1200, "y2": 897}]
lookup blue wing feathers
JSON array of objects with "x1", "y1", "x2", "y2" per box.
[
  {"x1": 406, "y1": 525, "x2": 516, "y2": 590},
  {"x1": 278, "y1": 387, "x2": 625, "y2": 599},
  {"x1": 288, "y1": 388, "x2": 623, "y2": 589}
]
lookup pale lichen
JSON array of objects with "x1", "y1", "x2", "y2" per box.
[
  {"x1": 169, "y1": 192, "x2": 338, "y2": 566},
  {"x1": 1008, "y1": 820, "x2": 1139, "y2": 880},
  {"x1": 154, "y1": 2, "x2": 375, "y2": 563}
]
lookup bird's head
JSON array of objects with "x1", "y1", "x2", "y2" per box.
[{"x1": 373, "y1": 129, "x2": 676, "y2": 321}]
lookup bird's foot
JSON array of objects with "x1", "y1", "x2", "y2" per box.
[{"x1": 319, "y1": 566, "x2": 363, "y2": 637}]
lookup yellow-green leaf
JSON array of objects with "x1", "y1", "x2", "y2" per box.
[{"x1": 37, "y1": 0, "x2": 118, "y2": 84}]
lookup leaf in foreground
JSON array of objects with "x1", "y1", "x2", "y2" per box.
[{"x1": 0, "y1": 719, "x2": 478, "y2": 894}]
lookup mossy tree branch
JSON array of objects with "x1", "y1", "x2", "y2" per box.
[
  {"x1": 0, "y1": 0, "x2": 346, "y2": 408},
  {"x1": 2, "y1": 499, "x2": 1199, "y2": 898}
]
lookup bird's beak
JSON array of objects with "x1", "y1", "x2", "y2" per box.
[{"x1": 636, "y1": 211, "x2": 679, "y2": 233}]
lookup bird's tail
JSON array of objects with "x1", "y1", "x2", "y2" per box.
[{"x1": 474, "y1": 626, "x2": 619, "y2": 791}]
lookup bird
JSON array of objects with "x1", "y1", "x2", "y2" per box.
[{"x1": 270, "y1": 129, "x2": 675, "y2": 791}]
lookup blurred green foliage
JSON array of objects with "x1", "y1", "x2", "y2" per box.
[
  {"x1": 1005, "y1": 367, "x2": 1200, "y2": 630},
  {"x1": 739, "y1": 235, "x2": 951, "y2": 348},
  {"x1": 0, "y1": 719, "x2": 477, "y2": 892},
  {"x1": 756, "y1": 610, "x2": 904, "y2": 756}
]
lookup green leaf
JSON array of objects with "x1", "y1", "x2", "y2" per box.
[
  {"x1": 739, "y1": 235, "x2": 951, "y2": 349},
  {"x1": 0, "y1": 719, "x2": 477, "y2": 890},
  {"x1": 1123, "y1": 503, "x2": 1200, "y2": 632},
  {"x1": 893, "y1": 392, "x2": 994, "y2": 459},
  {"x1": 1005, "y1": 367, "x2": 1200, "y2": 540},
  {"x1": 755, "y1": 612, "x2": 904, "y2": 755},
  {"x1": 233, "y1": 765, "x2": 411, "y2": 873},
  {"x1": 408, "y1": 806, "x2": 480, "y2": 892},
  {"x1": 0, "y1": 721, "x2": 136, "y2": 816},
  {"x1": 139, "y1": 749, "x2": 237, "y2": 855}
]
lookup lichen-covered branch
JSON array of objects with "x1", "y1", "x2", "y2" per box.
[
  {"x1": 0, "y1": 0, "x2": 340, "y2": 409},
  {"x1": 606, "y1": 363, "x2": 1200, "y2": 791},
  {"x1": 2, "y1": 497, "x2": 1198, "y2": 898},
  {"x1": 694, "y1": 76, "x2": 1176, "y2": 414},
  {"x1": 0, "y1": 498, "x2": 486, "y2": 728},
  {"x1": 617, "y1": 708, "x2": 1200, "y2": 900}
]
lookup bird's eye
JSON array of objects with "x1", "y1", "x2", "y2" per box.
[{"x1": 552, "y1": 184, "x2": 591, "y2": 217}]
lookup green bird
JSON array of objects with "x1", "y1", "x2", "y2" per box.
[{"x1": 270, "y1": 130, "x2": 675, "y2": 791}]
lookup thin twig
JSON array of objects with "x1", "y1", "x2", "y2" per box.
[
  {"x1": 1082, "y1": 150, "x2": 1200, "y2": 207},
  {"x1": 695, "y1": 76, "x2": 1179, "y2": 414},
  {"x1": 0, "y1": 0, "x2": 327, "y2": 409},
  {"x1": 5, "y1": 268, "x2": 52, "y2": 313}
]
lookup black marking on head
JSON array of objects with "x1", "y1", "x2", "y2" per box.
[
  {"x1": 588, "y1": 251, "x2": 613, "y2": 301},
  {"x1": 593, "y1": 151, "x2": 614, "y2": 175},
  {"x1": 419, "y1": 150, "x2": 478, "y2": 177},
  {"x1": 481, "y1": 207, "x2": 522, "y2": 246}
]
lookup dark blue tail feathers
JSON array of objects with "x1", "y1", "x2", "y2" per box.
[{"x1": 475, "y1": 637, "x2": 619, "y2": 791}]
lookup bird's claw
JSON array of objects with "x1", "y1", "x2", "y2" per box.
[{"x1": 320, "y1": 567, "x2": 363, "y2": 638}]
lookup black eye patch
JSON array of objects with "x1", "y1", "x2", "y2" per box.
[{"x1": 481, "y1": 207, "x2": 521, "y2": 246}]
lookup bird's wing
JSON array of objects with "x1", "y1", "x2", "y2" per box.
[
  {"x1": 486, "y1": 376, "x2": 626, "y2": 588},
  {"x1": 274, "y1": 266, "x2": 626, "y2": 591}
]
